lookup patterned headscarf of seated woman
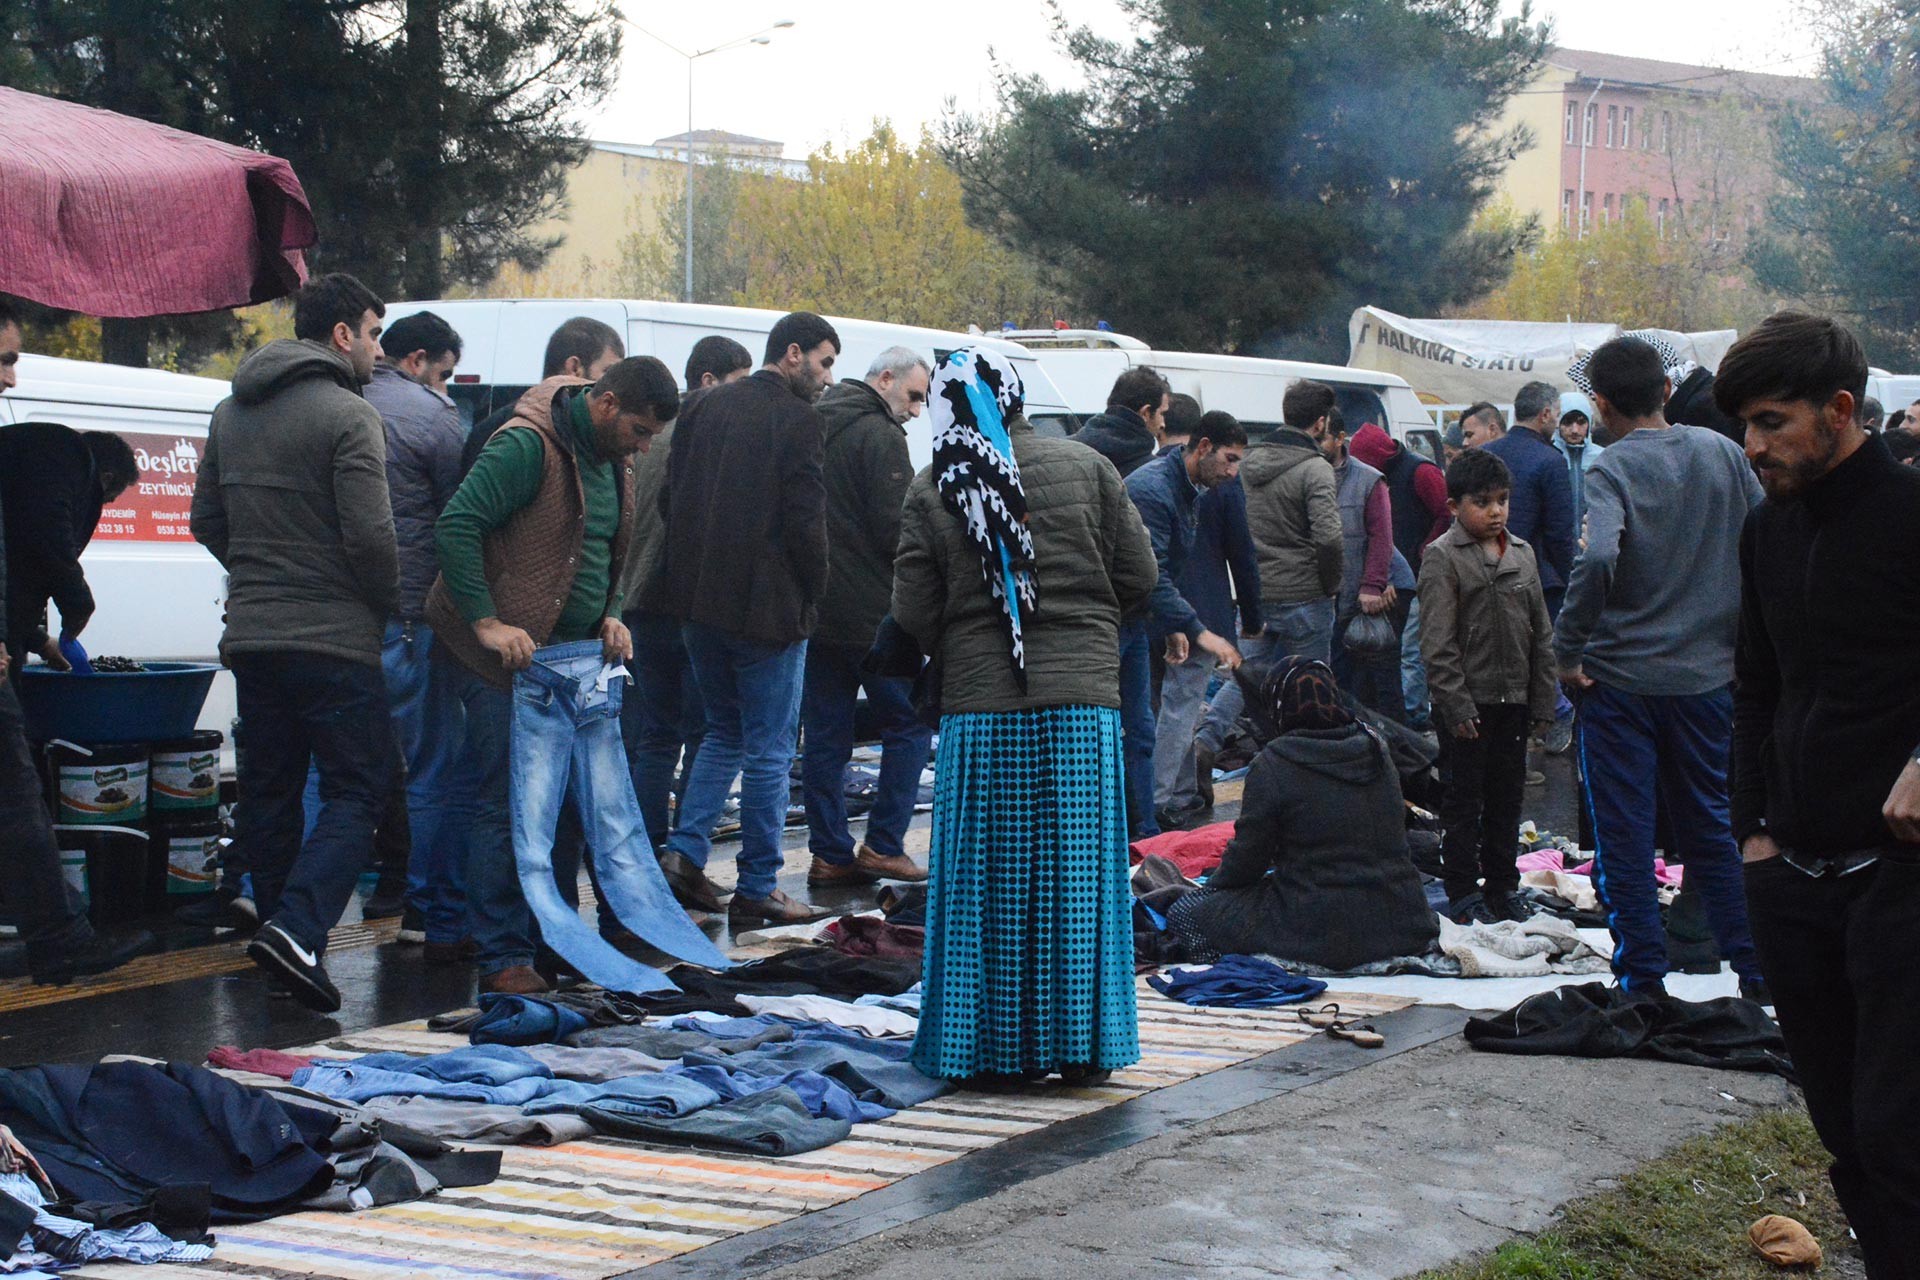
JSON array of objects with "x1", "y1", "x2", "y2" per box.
[
  {"x1": 1234, "y1": 655, "x2": 1355, "y2": 744},
  {"x1": 929, "y1": 346, "x2": 1037, "y2": 689}
]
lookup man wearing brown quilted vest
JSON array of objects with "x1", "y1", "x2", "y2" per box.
[{"x1": 427, "y1": 356, "x2": 679, "y2": 995}]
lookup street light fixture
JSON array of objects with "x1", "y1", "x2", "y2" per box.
[{"x1": 626, "y1": 19, "x2": 796, "y2": 303}]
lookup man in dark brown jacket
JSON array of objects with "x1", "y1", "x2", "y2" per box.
[
  {"x1": 656, "y1": 312, "x2": 838, "y2": 925},
  {"x1": 427, "y1": 355, "x2": 678, "y2": 995},
  {"x1": 803, "y1": 346, "x2": 934, "y2": 889}
]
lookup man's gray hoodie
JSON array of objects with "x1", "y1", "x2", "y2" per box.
[
  {"x1": 1240, "y1": 426, "x2": 1343, "y2": 606},
  {"x1": 191, "y1": 339, "x2": 398, "y2": 666}
]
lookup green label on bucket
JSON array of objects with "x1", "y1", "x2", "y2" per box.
[
  {"x1": 166, "y1": 831, "x2": 219, "y2": 892},
  {"x1": 151, "y1": 750, "x2": 219, "y2": 810},
  {"x1": 57, "y1": 759, "x2": 149, "y2": 824}
]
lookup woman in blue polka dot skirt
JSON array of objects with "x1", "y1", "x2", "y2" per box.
[{"x1": 891, "y1": 348, "x2": 1159, "y2": 1084}]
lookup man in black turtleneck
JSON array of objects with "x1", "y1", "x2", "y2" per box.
[{"x1": 1717, "y1": 311, "x2": 1920, "y2": 1276}]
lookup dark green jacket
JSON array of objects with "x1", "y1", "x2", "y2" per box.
[
  {"x1": 892, "y1": 420, "x2": 1157, "y2": 714},
  {"x1": 815, "y1": 379, "x2": 913, "y2": 648}
]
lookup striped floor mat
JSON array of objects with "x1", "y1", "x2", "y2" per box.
[{"x1": 69, "y1": 981, "x2": 1406, "y2": 1279}]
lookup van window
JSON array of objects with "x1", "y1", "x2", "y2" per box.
[
  {"x1": 1030, "y1": 412, "x2": 1079, "y2": 439},
  {"x1": 1325, "y1": 383, "x2": 1391, "y2": 435},
  {"x1": 1403, "y1": 428, "x2": 1444, "y2": 466},
  {"x1": 448, "y1": 385, "x2": 530, "y2": 433},
  {"x1": 1239, "y1": 421, "x2": 1286, "y2": 444}
]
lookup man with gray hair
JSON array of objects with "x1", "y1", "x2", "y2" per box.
[{"x1": 802, "y1": 345, "x2": 935, "y2": 887}]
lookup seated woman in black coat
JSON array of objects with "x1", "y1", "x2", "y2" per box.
[{"x1": 1168, "y1": 658, "x2": 1437, "y2": 970}]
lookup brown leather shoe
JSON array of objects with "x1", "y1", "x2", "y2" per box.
[
  {"x1": 479, "y1": 964, "x2": 549, "y2": 996},
  {"x1": 808, "y1": 855, "x2": 878, "y2": 887},
  {"x1": 728, "y1": 888, "x2": 833, "y2": 925},
  {"x1": 423, "y1": 938, "x2": 477, "y2": 966},
  {"x1": 658, "y1": 850, "x2": 729, "y2": 912},
  {"x1": 854, "y1": 843, "x2": 929, "y2": 883}
]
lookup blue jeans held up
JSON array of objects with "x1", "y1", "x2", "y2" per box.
[
  {"x1": 1117, "y1": 622, "x2": 1158, "y2": 838},
  {"x1": 385, "y1": 621, "x2": 470, "y2": 943},
  {"x1": 667, "y1": 623, "x2": 807, "y2": 900},
  {"x1": 230, "y1": 651, "x2": 395, "y2": 956},
  {"x1": 1577, "y1": 682, "x2": 1761, "y2": 992},
  {"x1": 512, "y1": 640, "x2": 731, "y2": 993},
  {"x1": 801, "y1": 640, "x2": 932, "y2": 863},
  {"x1": 621, "y1": 610, "x2": 705, "y2": 852}
]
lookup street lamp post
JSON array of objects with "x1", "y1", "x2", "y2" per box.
[{"x1": 627, "y1": 19, "x2": 795, "y2": 303}]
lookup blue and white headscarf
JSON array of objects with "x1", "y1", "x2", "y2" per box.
[{"x1": 930, "y1": 347, "x2": 1036, "y2": 689}]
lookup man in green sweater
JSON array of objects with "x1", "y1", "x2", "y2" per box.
[{"x1": 426, "y1": 355, "x2": 680, "y2": 995}]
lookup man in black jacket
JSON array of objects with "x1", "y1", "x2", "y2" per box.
[
  {"x1": 1718, "y1": 311, "x2": 1920, "y2": 1275},
  {"x1": 0, "y1": 421, "x2": 138, "y2": 673},
  {"x1": 1073, "y1": 367, "x2": 1170, "y2": 478},
  {"x1": 0, "y1": 301, "x2": 155, "y2": 984},
  {"x1": 654, "y1": 312, "x2": 838, "y2": 926},
  {"x1": 802, "y1": 345, "x2": 933, "y2": 889}
]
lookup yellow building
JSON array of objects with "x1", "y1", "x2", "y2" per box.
[
  {"x1": 1490, "y1": 57, "x2": 1577, "y2": 229},
  {"x1": 503, "y1": 132, "x2": 806, "y2": 297}
]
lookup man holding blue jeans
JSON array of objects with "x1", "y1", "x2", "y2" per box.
[
  {"x1": 1555, "y1": 335, "x2": 1767, "y2": 1000},
  {"x1": 654, "y1": 313, "x2": 840, "y2": 925},
  {"x1": 429, "y1": 356, "x2": 679, "y2": 996}
]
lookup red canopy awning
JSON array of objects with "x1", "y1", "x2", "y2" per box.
[{"x1": 0, "y1": 87, "x2": 316, "y2": 318}]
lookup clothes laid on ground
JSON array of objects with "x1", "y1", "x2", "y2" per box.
[
  {"x1": 912, "y1": 706, "x2": 1141, "y2": 1081},
  {"x1": 294, "y1": 1052, "x2": 722, "y2": 1119},
  {"x1": 1146, "y1": 956, "x2": 1329, "y2": 1009},
  {"x1": 204, "y1": 1046, "x2": 316, "y2": 1081},
  {"x1": 355, "y1": 1097, "x2": 594, "y2": 1147},
  {"x1": 822, "y1": 915, "x2": 925, "y2": 960},
  {"x1": 1129, "y1": 822, "x2": 1234, "y2": 880},
  {"x1": 636, "y1": 949, "x2": 924, "y2": 1018},
  {"x1": 1436, "y1": 915, "x2": 1611, "y2": 978},
  {"x1": 735, "y1": 994, "x2": 919, "y2": 1039},
  {"x1": 426, "y1": 988, "x2": 649, "y2": 1044},
  {"x1": 1464, "y1": 982, "x2": 1793, "y2": 1078},
  {"x1": 0, "y1": 1172, "x2": 213, "y2": 1273},
  {"x1": 509, "y1": 639, "x2": 732, "y2": 993},
  {"x1": 573, "y1": 1087, "x2": 849, "y2": 1157}
]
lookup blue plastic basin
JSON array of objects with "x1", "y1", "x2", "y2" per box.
[{"x1": 16, "y1": 662, "x2": 220, "y2": 745}]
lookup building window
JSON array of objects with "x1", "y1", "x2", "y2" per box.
[
  {"x1": 1583, "y1": 104, "x2": 1597, "y2": 145},
  {"x1": 1564, "y1": 102, "x2": 1576, "y2": 144},
  {"x1": 1657, "y1": 197, "x2": 1669, "y2": 235},
  {"x1": 1603, "y1": 193, "x2": 1615, "y2": 224},
  {"x1": 1606, "y1": 106, "x2": 1618, "y2": 148},
  {"x1": 1660, "y1": 111, "x2": 1672, "y2": 152},
  {"x1": 1581, "y1": 191, "x2": 1593, "y2": 230},
  {"x1": 1621, "y1": 107, "x2": 1634, "y2": 149},
  {"x1": 1562, "y1": 189, "x2": 1574, "y2": 227}
]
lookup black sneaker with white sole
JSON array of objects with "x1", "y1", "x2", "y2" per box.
[{"x1": 247, "y1": 923, "x2": 341, "y2": 1013}]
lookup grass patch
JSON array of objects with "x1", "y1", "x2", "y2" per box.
[{"x1": 1418, "y1": 1108, "x2": 1853, "y2": 1280}]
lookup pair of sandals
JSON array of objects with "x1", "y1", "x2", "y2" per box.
[{"x1": 1295, "y1": 1003, "x2": 1386, "y2": 1049}]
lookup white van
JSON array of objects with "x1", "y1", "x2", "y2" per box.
[
  {"x1": 1868, "y1": 370, "x2": 1920, "y2": 418},
  {"x1": 1002, "y1": 329, "x2": 1443, "y2": 464},
  {"x1": 378, "y1": 298, "x2": 1078, "y2": 472},
  {"x1": 1, "y1": 354, "x2": 234, "y2": 745}
]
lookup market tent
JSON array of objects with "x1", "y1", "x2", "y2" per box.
[
  {"x1": 0, "y1": 86, "x2": 315, "y2": 317},
  {"x1": 1348, "y1": 305, "x2": 1736, "y2": 405}
]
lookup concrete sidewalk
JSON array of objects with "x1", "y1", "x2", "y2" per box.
[{"x1": 737, "y1": 1028, "x2": 1796, "y2": 1280}]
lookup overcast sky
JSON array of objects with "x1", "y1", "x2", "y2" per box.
[{"x1": 590, "y1": 0, "x2": 1816, "y2": 159}]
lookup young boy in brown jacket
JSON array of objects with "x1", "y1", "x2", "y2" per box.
[{"x1": 1418, "y1": 449, "x2": 1557, "y2": 924}]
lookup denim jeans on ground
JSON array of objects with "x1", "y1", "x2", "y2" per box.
[
  {"x1": 621, "y1": 610, "x2": 704, "y2": 851},
  {"x1": 230, "y1": 652, "x2": 395, "y2": 956},
  {"x1": 667, "y1": 624, "x2": 806, "y2": 900},
  {"x1": 1152, "y1": 656, "x2": 1212, "y2": 810},
  {"x1": 512, "y1": 640, "x2": 731, "y2": 993},
  {"x1": 1578, "y1": 682, "x2": 1761, "y2": 991},
  {"x1": 1117, "y1": 622, "x2": 1158, "y2": 837},
  {"x1": 0, "y1": 677, "x2": 92, "y2": 960},
  {"x1": 801, "y1": 640, "x2": 932, "y2": 864},
  {"x1": 1400, "y1": 595, "x2": 1430, "y2": 725},
  {"x1": 385, "y1": 623, "x2": 470, "y2": 942}
]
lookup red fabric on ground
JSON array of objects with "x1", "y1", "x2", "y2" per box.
[
  {"x1": 0, "y1": 87, "x2": 313, "y2": 316},
  {"x1": 205, "y1": 1046, "x2": 315, "y2": 1080},
  {"x1": 1129, "y1": 821, "x2": 1235, "y2": 878}
]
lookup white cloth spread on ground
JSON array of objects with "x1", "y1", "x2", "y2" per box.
[
  {"x1": 1436, "y1": 914, "x2": 1611, "y2": 978},
  {"x1": 735, "y1": 994, "x2": 919, "y2": 1038}
]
